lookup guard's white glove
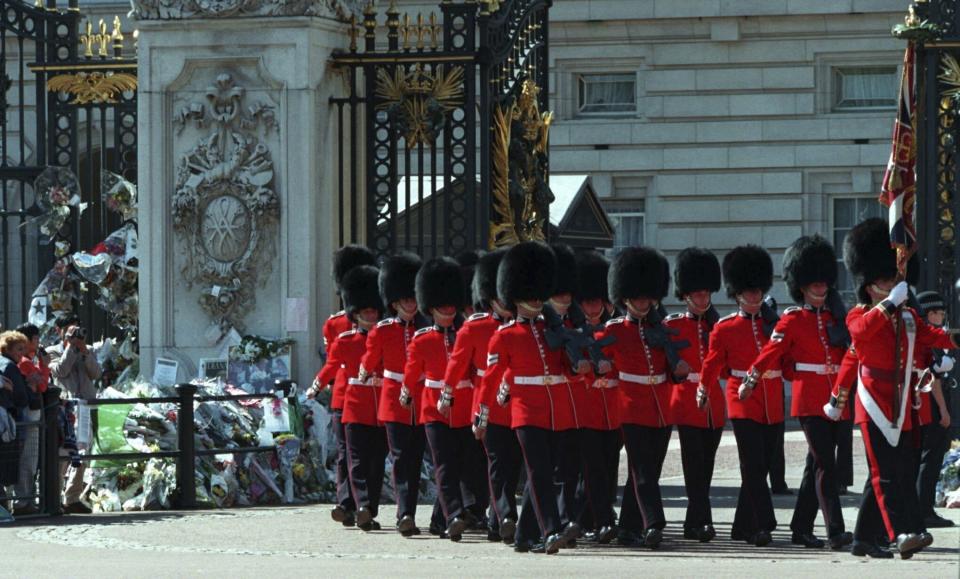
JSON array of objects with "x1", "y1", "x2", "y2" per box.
[
  {"x1": 888, "y1": 281, "x2": 909, "y2": 307},
  {"x1": 934, "y1": 355, "x2": 955, "y2": 374},
  {"x1": 823, "y1": 402, "x2": 843, "y2": 421}
]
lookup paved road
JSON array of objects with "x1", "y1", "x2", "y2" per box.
[{"x1": 1, "y1": 430, "x2": 958, "y2": 577}]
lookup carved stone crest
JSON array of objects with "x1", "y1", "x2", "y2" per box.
[
  {"x1": 130, "y1": 0, "x2": 363, "y2": 21},
  {"x1": 172, "y1": 73, "x2": 278, "y2": 331}
]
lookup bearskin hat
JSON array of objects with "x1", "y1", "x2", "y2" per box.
[
  {"x1": 843, "y1": 218, "x2": 897, "y2": 304},
  {"x1": 674, "y1": 247, "x2": 721, "y2": 299},
  {"x1": 341, "y1": 265, "x2": 382, "y2": 316},
  {"x1": 416, "y1": 256, "x2": 465, "y2": 316},
  {"x1": 782, "y1": 235, "x2": 837, "y2": 304},
  {"x1": 497, "y1": 242, "x2": 557, "y2": 310},
  {"x1": 456, "y1": 249, "x2": 482, "y2": 310},
  {"x1": 333, "y1": 244, "x2": 376, "y2": 291},
  {"x1": 609, "y1": 246, "x2": 670, "y2": 306},
  {"x1": 550, "y1": 244, "x2": 580, "y2": 297},
  {"x1": 722, "y1": 245, "x2": 773, "y2": 299},
  {"x1": 575, "y1": 251, "x2": 610, "y2": 302},
  {"x1": 473, "y1": 248, "x2": 508, "y2": 310},
  {"x1": 379, "y1": 251, "x2": 422, "y2": 315}
]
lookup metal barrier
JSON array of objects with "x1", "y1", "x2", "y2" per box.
[{"x1": 23, "y1": 380, "x2": 297, "y2": 515}]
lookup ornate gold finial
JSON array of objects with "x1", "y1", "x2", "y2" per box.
[
  {"x1": 81, "y1": 20, "x2": 94, "y2": 58},
  {"x1": 97, "y1": 18, "x2": 109, "y2": 57},
  {"x1": 416, "y1": 13, "x2": 426, "y2": 50},
  {"x1": 905, "y1": 5, "x2": 920, "y2": 27},
  {"x1": 401, "y1": 13, "x2": 412, "y2": 50},
  {"x1": 429, "y1": 12, "x2": 441, "y2": 50},
  {"x1": 363, "y1": 1, "x2": 375, "y2": 16},
  {"x1": 34, "y1": 0, "x2": 43, "y2": 8},
  {"x1": 348, "y1": 15, "x2": 360, "y2": 52},
  {"x1": 111, "y1": 15, "x2": 124, "y2": 57}
]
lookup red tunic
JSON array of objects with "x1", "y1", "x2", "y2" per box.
[
  {"x1": 443, "y1": 313, "x2": 512, "y2": 427},
  {"x1": 574, "y1": 327, "x2": 621, "y2": 431},
  {"x1": 827, "y1": 347, "x2": 856, "y2": 422},
  {"x1": 749, "y1": 305, "x2": 846, "y2": 419},
  {"x1": 665, "y1": 312, "x2": 724, "y2": 429},
  {"x1": 481, "y1": 317, "x2": 578, "y2": 431},
  {"x1": 598, "y1": 316, "x2": 672, "y2": 428},
  {"x1": 700, "y1": 312, "x2": 785, "y2": 425},
  {"x1": 403, "y1": 326, "x2": 472, "y2": 428},
  {"x1": 846, "y1": 305, "x2": 954, "y2": 431},
  {"x1": 319, "y1": 311, "x2": 354, "y2": 410},
  {"x1": 318, "y1": 329, "x2": 381, "y2": 426},
  {"x1": 361, "y1": 317, "x2": 419, "y2": 425}
]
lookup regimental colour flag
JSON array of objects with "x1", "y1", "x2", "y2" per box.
[{"x1": 879, "y1": 44, "x2": 918, "y2": 276}]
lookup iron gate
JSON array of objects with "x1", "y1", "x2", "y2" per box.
[
  {"x1": 331, "y1": 0, "x2": 552, "y2": 259},
  {"x1": 0, "y1": 0, "x2": 136, "y2": 336}
]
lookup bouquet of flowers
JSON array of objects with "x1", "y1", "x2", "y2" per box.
[
  {"x1": 230, "y1": 335, "x2": 295, "y2": 364},
  {"x1": 101, "y1": 170, "x2": 138, "y2": 222},
  {"x1": 33, "y1": 166, "x2": 82, "y2": 237}
]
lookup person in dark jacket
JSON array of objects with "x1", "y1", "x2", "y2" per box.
[{"x1": 0, "y1": 331, "x2": 36, "y2": 502}]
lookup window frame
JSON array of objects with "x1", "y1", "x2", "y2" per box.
[
  {"x1": 575, "y1": 72, "x2": 638, "y2": 117},
  {"x1": 830, "y1": 195, "x2": 887, "y2": 303},
  {"x1": 832, "y1": 65, "x2": 899, "y2": 112},
  {"x1": 605, "y1": 210, "x2": 646, "y2": 256}
]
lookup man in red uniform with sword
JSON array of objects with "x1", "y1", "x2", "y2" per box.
[
  {"x1": 826, "y1": 218, "x2": 958, "y2": 558},
  {"x1": 358, "y1": 252, "x2": 425, "y2": 537},
  {"x1": 743, "y1": 235, "x2": 853, "y2": 550},
  {"x1": 699, "y1": 245, "x2": 783, "y2": 547},
  {"x1": 665, "y1": 247, "x2": 724, "y2": 543}
]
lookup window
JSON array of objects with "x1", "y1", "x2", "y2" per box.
[
  {"x1": 833, "y1": 66, "x2": 898, "y2": 111},
  {"x1": 577, "y1": 73, "x2": 636, "y2": 115},
  {"x1": 604, "y1": 198, "x2": 645, "y2": 256},
  {"x1": 833, "y1": 197, "x2": 885, "y2": 303}
]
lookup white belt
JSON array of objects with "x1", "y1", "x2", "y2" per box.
[
  {"x1": 794, "y1": 363, "x2": 837, "y2": 375},
  {"x1": 425, "y1": 379, "x2": 472, "y2": 390},
  {"x1": 348, "y1": 378, "x2": 375, "y2": 386},
  {"x1": 383, "y1": 369, "x2": 404, "y2": 382},
  {"x1": 730, "y1": 369, "x2": 782, "y2": 379},
  {"x1": 514, "y1": 374, "x2": 567, "y2": 386},
  {"x1": 475, "y1": 369, "x2": 486, "y2": 377},
  {"x1": 618, "y1": 372, "x2": 667, "y2": 385},
  {"x1": 685, "y1": 372, "x2": 700, "y2": 383}
]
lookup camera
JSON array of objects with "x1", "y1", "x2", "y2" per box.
[{"x1": 67, "y1": 326, "x2": 87, "y2": 340}]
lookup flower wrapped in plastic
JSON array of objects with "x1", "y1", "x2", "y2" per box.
[
  {"x1": 274, "y1": 433, "x2": 302, "y2": 504},
  {"x1": 33, "y1": 165, "x2": 82, "y2": 237},
  {"x1": 101, "y1": 170, "x2": 138, "y2": 222}
]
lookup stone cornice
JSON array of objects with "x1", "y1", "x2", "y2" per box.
[{"x1": 130, "y1": 0, "x2": 363, "y2": 21}]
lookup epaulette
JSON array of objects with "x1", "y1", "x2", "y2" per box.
[
  {"x1": 328, "y1": 310, "x2": 346, "y2": 320},
  {"x1": 665, "y1": 313, "x2": 684, "y2": 322},
  {"x1": 468, "y1": 312, "x2": 490, "y2": 322},
  {"x1": 376, "y1": 318, "x2": 399, "y2": 328},
  {"x1": 783, "y1": 306, "x2": 802, "y2": 316},
  {"x1": 414, "y1": 326, "x2": 436, "y2": 337},
  {"x1": 718, "y1": 313, "x2": 738, "y2": 323},
  {"x1": 497, "y1": 320, "x2": 517, "y2": 331},
  {"x1": 337, "y1": 329, "x2": 357, "y2": 339},
  {"x1": 605, "y1": 316, "x2": 626, "y2": 327}
]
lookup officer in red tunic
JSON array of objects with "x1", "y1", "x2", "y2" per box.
[
  {"x1": 314, "y1": 244, "x2": 376, "y2": 527},
  {"x1": 357, "y1": 252, "x2": 425, "y2": 537},
  {"x1": 597, "y1": 246, "x2": 673, "y2": 549},
  {"x1": 313, "y1": 264, "x2": 385, "y2": 531},
  {"x1": 401, "y1": 257, "x2": 475, "y2": 542},
  {"x1": 481, "y1": 241, "x2": 580, "y2": 554},
  {"x1": 664, "y1": 247, "x2": 724, "y2": 543},
  {"x1": 827, "y1": 218, "x2": 959, "y2": 558},
  {"x1": 445, "y1": 249, "x2": 520, "y2": 543},
  {"x1": 744, "y1": 235, "x2": 852, "y2": 550},
  {"x1": 699, "y1": 245, "x2": 783, "y2": 547},
  {"x1": 571, "y1": 250, "x2": 619, "y2": 544}
]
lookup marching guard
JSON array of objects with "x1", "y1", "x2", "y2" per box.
[
  {"x1": 699, "y1": 245, "x2": 783, "y2": 547},
  {"x1": 358, "y1": 252, "x2": 426, "y2": 536},
  {"x1": 664, "y1": 247, "x2": 724, "y2": 542},
  {"x1": 744, "y1": 235, "x2": 852, "y2": 550}
]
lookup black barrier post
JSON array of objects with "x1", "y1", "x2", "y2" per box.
[
  {"x1": 41, "y1": 387, "x2": 63, "y2": 516},
  {"x1": 175, "y1": 383, "x2": 198, "y2": 509}
]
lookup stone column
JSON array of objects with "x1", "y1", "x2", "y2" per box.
[{"x1": 134, "y1": 1, "x2": 359, "y2": 388}]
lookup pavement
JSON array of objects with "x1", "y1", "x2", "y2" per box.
[{"x1": 1, "y1": 429, "x2": 958, "y2": 578}]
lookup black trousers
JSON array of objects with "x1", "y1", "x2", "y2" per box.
[
  {"x1": 917, "y1": 420, "x2": 949, "y2": 519},
  {"x1": 332, "y1": 410, "x2": 356, "y2": 511},
  {"x1": 621, "y1": 424, "x2": 672, "y2": 531},
  {"x1": 515, "y1": 426, "x2": 563, "y2": 539},
  {"x1": 344, "y1": 423, "x2": 388, "y2": 517},
  {"x1": 556, "y1": 429, "x2": 580, "y2": 528},
  {"x1": 424, "y1": 422, "x2": 475, "y2": 526},
  {"x1": 483, "y1": 423, "x2": 522, "y2": 530},
  {"x1": 791, "y1": 416, "x2": 845, "y2": 537},
  {"x1": 835, "y1": 419, "x2": 854, "y2": 487},
  {"x1": 855, "y1": 421, "x2": 924, "y2": 544},
  {"x1": 677, "y1": 425, "x2": 723, "y2": 530},
  {"x1": 575, "y1": 429, "x2": 618, "y2": 529},
  {"x1": 384, "y1": 421, "x2": 426, "y2": 521},
  {"x1": 464, "y1": 437, "x2": 491, "y2": 521},
  {"x1": 619, "y1": 469, "x2": 642, "y2": 532},
  {"x1": 731, "y1": 419, "x2": 778, "y2": 537},
  {"x1": 768, "y1": 421, "x2": 787, "y2": 490}
]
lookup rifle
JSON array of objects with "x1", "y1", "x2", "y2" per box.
[
  {"x1": 645, "y1": 305, "x2": 691, "y2": 378},
  {"x1": 760, "y1": 295, "x2": 780, "y2": 337},
  {"x1": 824, "y1": 288, "x2": 851, "y2": 348},
  {"x1": 543, "y1": 303, "x2": 615, "y2": 373}
]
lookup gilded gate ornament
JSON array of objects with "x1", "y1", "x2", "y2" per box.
[
  {"x1": 375, "y1": 63, "x2": 464, "y2": 149},
  {"x1": 171, "y1": 73, "x2": 278, "y2": 331},
  {"x1": 47, "y1": 72, "x2": 137, "y2": 105},
  {"x1": 490, "y1": 79, "x2": 554, "y2": 248}
]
